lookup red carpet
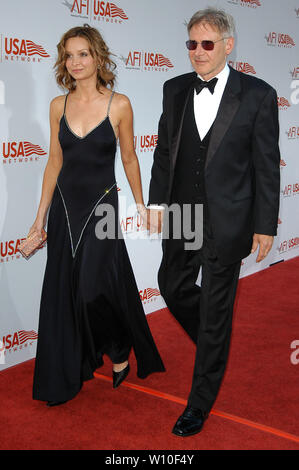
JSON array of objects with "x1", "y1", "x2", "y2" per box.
[{"x1": 1, "y1": 257, "x2": 299, "y2": 450}]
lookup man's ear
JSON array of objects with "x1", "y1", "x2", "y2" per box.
[{"x1": 225, "y1": 37, "x2": 235, "y2": 56}]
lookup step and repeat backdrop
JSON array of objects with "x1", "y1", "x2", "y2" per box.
[{"x1": 0, "y1": 0, "x2": 299, "y2": 369}]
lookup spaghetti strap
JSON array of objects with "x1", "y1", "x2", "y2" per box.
[
  {"x1": 63, "y1": 93, "x2": 69, "y2": 115},
  {"x1": 107, "y1": 91, "x2": 115, "y2": 117}
]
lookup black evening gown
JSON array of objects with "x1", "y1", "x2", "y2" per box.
[{"x1": 33, "y1": 91, "x2": 165, "y2": 403}]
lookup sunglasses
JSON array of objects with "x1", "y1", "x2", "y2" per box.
[{"x1": 186, "y1": 38, "x2": 228, "y2": 51}]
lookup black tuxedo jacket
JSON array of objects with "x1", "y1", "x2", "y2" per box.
[{"x1": 148, "y1": 66, "x2": 281, "y2": 265}]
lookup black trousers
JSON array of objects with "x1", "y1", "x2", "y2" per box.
[{"x1": 158, "y1": 213, "x2": 241, "y2": 412}]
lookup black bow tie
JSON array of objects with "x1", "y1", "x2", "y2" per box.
[{"x1": 194, "y1": 77, "x2": 218, "y2": 95}]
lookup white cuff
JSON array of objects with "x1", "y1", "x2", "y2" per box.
[{"x1": 148, "y1": 205, "x2": 165, "y2": 210}]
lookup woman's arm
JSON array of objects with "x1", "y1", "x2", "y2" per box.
[
  {"x1": 117, "y1": 95, "x2": 145, "y2": 214},
  {"x1": 28, "y1": 96, "x2": 64, "y2": 238}
]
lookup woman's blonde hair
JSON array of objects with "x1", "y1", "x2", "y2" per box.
[{"x1": 54, "y1": 24, "x2": 116, "y2": 92}]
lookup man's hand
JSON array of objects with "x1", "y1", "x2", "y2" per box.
[
  {"x1": 251, "y1": 233, "x2": 274, "y2": 262},
  {"x1": 147, "y1": 209, "x2": 164, "y2": 234}
]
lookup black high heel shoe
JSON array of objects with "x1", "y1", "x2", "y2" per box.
[{"x1": 112, "y1": 363, "x2": 130, "y2": 389}]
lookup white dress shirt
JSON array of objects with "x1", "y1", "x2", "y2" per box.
[
  {"x1": 149, "y1": 64, "x2": 230, "y2": 210},
  {"x1": 194, "y1": 63, "x2": 230, "y2": 140}
]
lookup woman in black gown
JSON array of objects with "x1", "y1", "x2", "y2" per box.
[{"x1": 28, "y1": 25, "x2": 165, "y2": 406}]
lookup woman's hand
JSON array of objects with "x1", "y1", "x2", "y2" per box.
[
  {"x1": 136, "y1": 204, "x2": 148, "y2": 228},
  {"x1": 27, "y1": 215, "x2": 47, "y2": 242}
]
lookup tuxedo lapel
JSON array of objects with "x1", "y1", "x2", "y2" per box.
[
  {"x1": 205, "y1": 67, "x2": 242, "y2": 169},
  {"x1": 171, "y1": 75, "x2": 197, "y2": 169}
]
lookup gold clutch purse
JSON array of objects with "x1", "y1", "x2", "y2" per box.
[{"x1": 18, "y1": 232, "x2": 47, "y2": 259}]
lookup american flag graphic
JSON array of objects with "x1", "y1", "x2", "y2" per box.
[
  {"x1": 26, "y1": 40, "x2": 50, "y2": 57},
  {"x1": 23, "y1": 142, "x2": 47, "y2": 157},
  {"x1": 278, "y1": 97, "x2": 291, "y2": 108},
  {"x1": 156, "y1": 54, "x2": 174, "y2": 68},
  {"x1": 249, "y1": 0, "x2": 261, "y2": 6},
  {"x1": 243, "y1": 63, "x2": 256, "y2": 74},
  {"x1": 146, "y1": 288, "x2": 160, "y2": 299},
  {"x1": 18, "y1": 330, "x2": 38, "y2": 345},
  {"x1": 280, "y1": 159, "x2": 287, "y2": 167},
  {"x1": 285, "y1": 35, "x2": 295, "y2": 46},
  {"x1": 110, "y1": 3, "x2": 128, "y2": 20}
]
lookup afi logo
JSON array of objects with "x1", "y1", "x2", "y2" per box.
[
  {"x1": 228, "y1": 60, "x2": 256, "y2": 74},
  {"x1": 286, "y1": 126, "x2": 299, "y2": 139},
  {"x1": 61, "y1": 0, "x2": 89, "y2": 16},
  {"x1": 120, "y1": 213, "x2": 146, "y2": 233},
  {"x1": 265, "y1": 32, "x2": 295, "y2": 47},
  {"x1": 3, "y1": 37, "x2": 50, "y2": 62},
  {"x1": 290, "y1": 67, "x2": 299, "y2": 79},
  {"x1": 278, "y1": 240, "x2": 288, "y2": 253},
  {"x1": 70, "y1": 0, "x2": 89, "y2": 15},
  {"x1": 139, "y1": 288, "x2": 160, "y2": 304},
  {"x1": 2, "y1": 141, "x2": 47, "y2": 164},
  {"x1": 277, "y1": 97, "x2": 291, "y2": 109}
]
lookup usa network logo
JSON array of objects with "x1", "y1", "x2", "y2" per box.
[
  {"x1": 134, "y1": 134, "x2": 158, "y2": 153},
  {"x1": 62, "y1": 0, "x2": 128, "y2": 23},
  {"x1": 265, "y1": 32, "x2": 295, "y2": 48},
  {"x1": 139, "y1": 287, "x2": 160, "y2": 305},
  {"x1": 2, "y1": 141, "x2": 47, "y2": 164},
  {"x1": 228, "y1": 60, "x2": 256, "y2": 74},
  {"x1": 0, "y1": 35, "x2": 50, "y2": 63},
  {"x1": 227, "y1": 0, "x2": 261, "y2": 8},
  {"x1": 0, "y1": 330, "x2": 38, "y2": 362},
  {"x1": 0, "y1": 238, "x2": 36, "y2": 263},
  {"x1": 119, "y1": 51, "x2": 174, "y2": 72}
]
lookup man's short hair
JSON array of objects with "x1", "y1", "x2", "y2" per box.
[{"x1": 187, "y1": 7, "x2": 236, "y2": 38}]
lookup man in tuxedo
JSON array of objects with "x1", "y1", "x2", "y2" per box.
[{"x1": 148, "y1": 8, "x2": 280, "y2": 437}]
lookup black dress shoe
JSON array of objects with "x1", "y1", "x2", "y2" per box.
[
  {"x1": 113, "y1": 363, "x2": 130, "y2": 388},
  {"x1": 172, "y1": 406, "x2": 209, "y2": 437},
  {"x1": 46, "y1": 400, "x2": 67, "y2": 407}
]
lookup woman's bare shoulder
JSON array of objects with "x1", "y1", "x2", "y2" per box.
[
  {"x1": 111, "y1": 91, "x2": 132, "y2": 114},
  {"x1": 50, "y1": 94, "x2": 67, "y2": 118},
  {"x1": 112, "y1": 91, "x2": 131, "y2": 106}
]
